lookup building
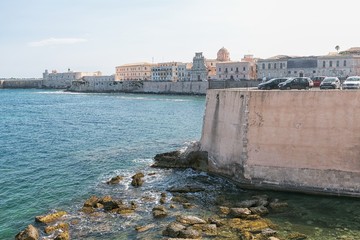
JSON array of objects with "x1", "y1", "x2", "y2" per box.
[
  {"x1": 177, "y1": 63, "x2": 192, "y2": 81},
  {"x1": 216, "y1": 55, "x2": 257, "y2": 80},
  {"x1": 256, "y1": 47, "x2": 360, "y2": 80},
  {"x1": 42, "y1": 69, "x2": 102, "y2": 88},
  {"x1": 151, "y1": 62, "x2": 182, "y2": 82},
  {"x1": 115, "y1": 62, "x2": 154, "y2": 81}
]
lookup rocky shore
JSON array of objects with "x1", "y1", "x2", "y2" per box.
[{"x1": 16, "y1": 143, "x2": 354, "y2": 239}]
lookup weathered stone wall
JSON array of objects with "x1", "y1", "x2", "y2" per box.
[
  {"x1": 200, "y1": 89, "x2": 360, "y2": 197},
  {"x1": 208, "y1": 80, "x2": 260, "y2": 89},
  {"x1": 0, "y1": 79, "x2": 42, "y2": 88}
]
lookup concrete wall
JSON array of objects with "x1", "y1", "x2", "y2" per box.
[
  {"x1": 69, "y1": 80, "x2": 208, "y2": 95},
  {"x1": 200, "y1": 89, "x2": 360, "y2": 197}
]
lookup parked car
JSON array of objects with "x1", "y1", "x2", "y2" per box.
[
  {"x1": 319, "y1": 77, "x2": 341, "y2": 89},
  {"x1": 311, "y1": 76, "x2": 326, "y2": 87},
  {"x1": 279, "y1": 77, "x2": 313, "y2": 90},
  {"x1": 342, "y1": 76, "x2": 360, "y2": 89},
  {"x1": 258, "y1": 78, "x2": 288, "y2": 90}
]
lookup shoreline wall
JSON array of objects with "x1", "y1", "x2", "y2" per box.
[
  {"x1": 200, "y1": 89, "x2": 360, "y2": 197},
  {"x1": 0, "y1": 79, "x2": 42, "y2": 89}
]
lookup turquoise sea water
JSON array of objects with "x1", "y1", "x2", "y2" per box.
[{"x1": 1, "y1": 89, "x2": 359, "y2": 240}]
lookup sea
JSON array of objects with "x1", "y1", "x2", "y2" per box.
[{"x1": 0, "y1": 89, "x2": 359, "y2": 240}]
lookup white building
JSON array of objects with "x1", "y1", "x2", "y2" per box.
[
  {"x1": 177, "y1": 63, "x2": 192, "y2": 81},
  {"x1": 151, "y1": 62, "x2": 182, "y2": 82},
  {"x1": 42, "y1": 69, "x2": 102, "y2": 88}
]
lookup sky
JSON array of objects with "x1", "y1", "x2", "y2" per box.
[{"x1": 1, "y1": 0, "x2": 359, "y2": 78}]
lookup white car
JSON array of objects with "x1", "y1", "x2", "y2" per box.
[{"x1": 342, "y1": 76, "x2": 360, "y2": 89}]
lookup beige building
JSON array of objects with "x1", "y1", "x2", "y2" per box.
[
  {"x1": 151, "y1": 62, "x2": 183, "y2": 82},
  {"x1": 115, "y1": 62, "x2": 154, "y2": 81},
  {"x1": 42, "y1": 69, "x2": 102, "y2": 88},
  {"x1": 216, "y1": 55, "x2": 257, "y2": 80}
]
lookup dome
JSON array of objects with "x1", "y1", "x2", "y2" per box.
[{"x1": 217, "y1": 47, "x2": 230, "y2": 61}]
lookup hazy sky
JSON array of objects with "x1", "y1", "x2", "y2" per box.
[{"x1": 1, "y1": 0, "x2": 359, "y2": 78}]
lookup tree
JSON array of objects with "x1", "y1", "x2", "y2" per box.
[{"x1": 335, "y1": 45, "x2": 340, "y2": 53}]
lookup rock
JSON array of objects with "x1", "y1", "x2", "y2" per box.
[
  {"x1": 163, "y1": 222, "x2": 186, "y2": 238},
  {"x1": 15, "y1": 224, "x2": 39, "y2": 240},
  {"x1": 182, "y1": 203, "x2": 194, "y2": 209},
  {"x1": 54, "y1": 231, "x2": 70, "y2": 240},
  {"x1": 99, "y1": 195, "x2": 113, "y2": 203},
  {"x1": 148, "y1": 172, "x2": 156, "y2": 176},
  {"x1": 178, "y1": 228, "x2": 202, "y2": 239},
  {"x1": 106, "y1": 175, "x2": 123, "y2": 184},
  {"x1": 153, "y1": 151, "x2": 182, "y2": 168},
  {"x1": 219, "y1": 206, "x2": 230, "y2": 215},
  {"x1": 269, "y1": 237, "x2": 281, "y2": 240},
  {"x1": 208, "y1": 217, "x2": 225, "y2": 227},
  {"x1": 161, "y1": 192, "x2": 167, "y2": 197},
  {"x1": 261, "y1": 227, "x2": 277, "y2": 236},
  {"x1": 152, "y1": 205, "x2": 168, "y2": 218},
  {"x1": 269, "y1": 200, "x2": 288, "y2": 210},
  {"x1": 249, "y1": 206, "x2": 269, "y2": 216},
  {"x1": 196, "y1": 224, "x2": 217, "y2": 236},
  {"x1": 230, "y1": 208, "x2": 252, "y2": 218},
  {"x1": 228, "y1": 218, "x2": 276, "y2": 233},
  {"x1": 171, "y1": 196, "x2": 189, "y2": 203},
  {"x1": 44, "y1": 222, "x2": 70, "y2": 234},
  {"x1": 81, "y1": 206, "x2": 95, "y2": 214},
  {"x1": 237, "y1": 199, "x2": 258, "y2": 208},
  {"x1": 252, "y1": 195, "x2": 269, "y2": 207},
  {"x1": 135, "y1": 223, "x2": 156, "y2": 232},
  {"x1": 287, "y1": 232, "x2": 308, "y2": 239},
  {"x1": 170, "y1": 204, "x2": 176, "y2": 209},
  {"x1": 118, "y1": 209, "x2": 135, "y2": 215},
  {"x1": 167, "y1": 185, "x2": 205, "y2": 193},
  {"x1": 176, "y1": 215, "x2": 206, "y2": 225},
  {"x1": 102, "y1": 200, "x2": 121, "y2": 211},
  {"x1": 160, "y1": 197, "x2": 166, "y2": 204},
  {"x1": 83, "y1": 195, "x2": 99, "y2": 207},
  {"x1": 131, "y1": 172, "x2": 144, "y2": 187},
  {"x1": 35, "y1": 211, "x2": 67, "y2": 224}
]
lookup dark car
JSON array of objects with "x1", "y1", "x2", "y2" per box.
[
  {"x1": 319, "y1": 77, "x2": 341, "y2": 89},
  {"x1": 258, "y1": 78, "x2": 288, "y2": 90},
  {"x1": 311, "y1": 76, "x2": 326, "y2": 87},
  {"x1": 278, "y1": 77, "x2": 314, "y2": 90}
]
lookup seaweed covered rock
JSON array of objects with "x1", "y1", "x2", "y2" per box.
[
  {"x1": 15, "y1": 225, "x2": 39, "y2": 240},
  {"x1": 131, "y1": 172, "x2": 144, "y2": 187}
]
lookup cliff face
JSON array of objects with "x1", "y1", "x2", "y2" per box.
[{"x1": 199, "y1": 89, "x2": 360, "y2": 197}]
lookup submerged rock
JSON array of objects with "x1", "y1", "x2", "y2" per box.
[
  {"x1": 167, "y1": 185, "x2": 205, "y2": 193},
  {"x1": 176, "y1": 215, "x2": 207, "y2": 225},
  {"x1": 163, "y1": 222, "x2": 186, "y2": 238},
  {"x1": 44, "y1": 222, "x2": 69, "y2": 234},
  {"x1": 54, "y1": 230, "x2": 70, "y2": 240},
  {"x1": 135, "y1": 223, "x2": 156, "y2": 232},
  {"x1": 131, "y1": 172, "x2": 144, "y2": 187},
  {"x1": 106, "y1": 175, "x2": 123, "y2": 184},
  {"x1": 15, "y1": 224, "x2": 39, "y2": 240},
  {"x1": 152, "y1": 205, "x2": 168, "y2": 218},
  {"x1": 230, "y1": 208, "x2": 252, "y2": 218}
]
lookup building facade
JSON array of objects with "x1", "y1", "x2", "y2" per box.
[
  {"x1": 115, "y1": 62, "x2": 154, "y2": 81},
  {"x1": 177, "y1": 63, "x2": 192, "y2": 81},
  {"x1": 190, "y1": 52, "x2": 208, "y2": 81},
  {"x1": 42, "y1": 69, "x2": 102, "y2": 88},
  {"x1": 151, "y1": 62, "x2": 182, "y2": 82}
]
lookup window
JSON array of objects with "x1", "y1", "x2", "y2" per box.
[
  {"x1": 243, "y1": 67, "x2": 246, "y2": 71},
  {"x1": 231, "y1": 68, "x2": 233, "y2": 71},
  {"x1": 262, "y1": 63, "x2": 265, "y2": 69},
  {"x1": 288, "y1": 71, "x2": 291, "y2": 74},
  {"x1": 280, "y1": 63, "x2": 283, "y2": 69},
  {"x1": 344, "y1": 60, "x2": 347, "y2": 66},
  {"x1": 323, "y1": 61, "x2": 326, "y2": 68},
  {"x1": 268, "y1": 63, "x2": 271, "y2": 69},
  {"x1": 274, "y1": 63, "x2": 277, "y2": 69},
  {"x1": 218, "y1": 68, "x2": 221, "y2": 72},
  {"x1": 313, "y1": 70, "x2": 316, "y2": 73},
  {"x1": 330, "y1": 61, "x2": 333, "y2": 67},
  {"x1": 336, "y1": 60, "x2": 339, "y2": 67},
  {"x1": 236, "y1": 67, "x2": 239, "y2": 72}
]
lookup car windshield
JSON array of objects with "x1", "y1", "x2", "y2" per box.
[
  {"x1": 323, "y1": 78, "x2": 337, "y2": 82},
  {"x1": 346, "y1": 77, "x2": 360, "y2": 81}
]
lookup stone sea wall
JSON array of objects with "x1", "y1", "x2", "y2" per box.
[
  {"x1": 0, "y1": 79, "x2": 42, "y2": 89},
  {"x1": 199, "y1": 89, "x2": 360, "y2": 197}
]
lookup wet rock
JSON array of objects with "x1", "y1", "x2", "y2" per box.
[
  {"x1": 83, "y1": 195, "x2": 99, "y2": 208},
  {"x1": 287, "y1": 232, "x2": 307, "y2": 239},
  {"x1": 171, "y1": 195, "x2": 189, "y2": 203},
  {"x1": 249, "y1": 206, "x2": 269, "y2": 216},
  {"x1": 178, "y1": 228, "x2": 202, "y2": 239},
  {"x1": 269, "y1": 199, "x2": 288, "y2": 210},
  {"x1": 135, "y1": 223, "x2": 156, "y2": 232},
  {"x1": 153, "y1": 151, "x2": 182, "y2": 168},
  {"x1": 177, "y1": 215, "x2": 206, "y2": 225},
  {"x1": 163, "y1": 222, "x2": 187, "y2": 237},
  {"x1": 167, "y1": 185, "x2": 205, "y2": 193},
  {"x1": 237, "y1": 199, "x2": 258, "y2": 208},
  {"x1": 81, "y1": 206, "x2": 95, "y2": 214},
  {"x1": 252, "y1": 195, "x2": 269, "y2": 207},
  {"x1": 102, "y1": 200, "x2": 121, "y2": 211},
  {"x1": 44, "y1": 222, "x2": 70, "y2": 234},
  {"x1": 195, "y1": 223, "x2": 217, "y2": 236},
  {"x1": 230, "y1": 208, "x2": 252, "y2": 218},
  {"x1": 35, "y1": 211, "x2": 67, "y2": 224},
  {"x1": 170, "y1": 204, "x2": 176, "y2": 209},
  {"x1": 269, "y1": 237, "x2": 281, "y2": 240},
  {"x1": 15, "y1": 224, "x2": 39, "y2": 240},
  {"x1": 261, "y1": 227, "x2": 277, "y2": 236},
  {"x1": 160, "y1": 197, "x2": 166, "y2": 204},
  {"x1": 148, "y1": 172, "x2": 156, "y2": 176},
  {"x1": 228, "y1": 218, "x2": 276, "y2": 233},
  {"x1": 54, "y1": 230, "x2": 70, "y2": 240},
  {"x1": 208, "y1": 217, "x2": 225, "y2": 227},
  {"x1": 131, "y1": 172, "x2": 144, "y2": 187},
  {"x1": 106, "y1": 175, "x2": 123, "y2": 184},
  {"x1": 118, "y1": 209, "x2": 135, "y2": 215},
  {"x1": 182, "y1": 203, "x2": 194, "y2": 209},
  {"x1": 219, "y1": 206, "x2": 230, "y2": 215},
  {"x1": 152, "y1": 205, "x2": 168, "y2": 218}
]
